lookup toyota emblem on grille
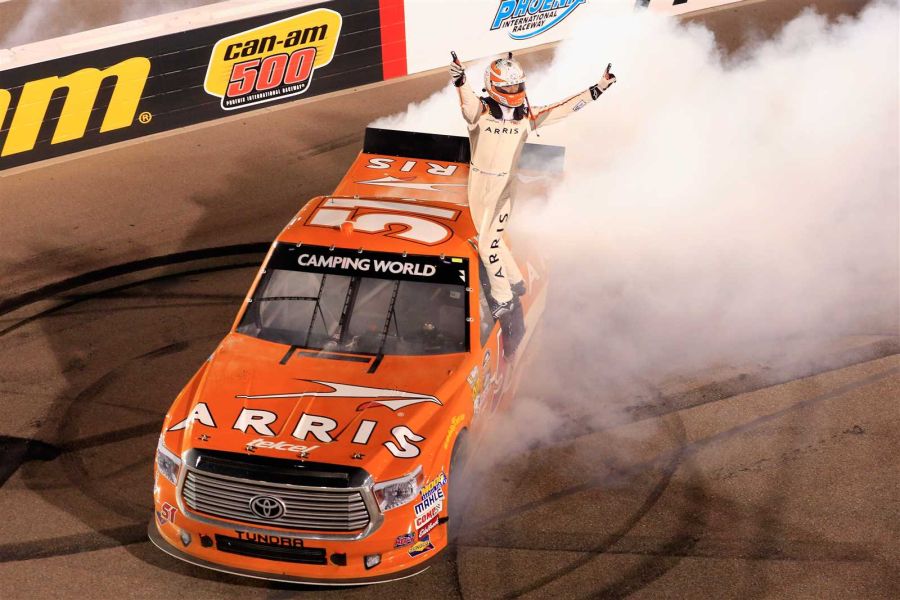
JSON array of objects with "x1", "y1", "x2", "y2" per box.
[{"x1": 249, "y1": 495, "x2": 286, "y2": 519}]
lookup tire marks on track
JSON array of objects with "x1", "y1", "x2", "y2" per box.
[
  {"x1": 0, "y1": 436, "x2": 61, "y2": 488},
  {"x1": 0, "y1": 248, "x2": 263, "y2": 564},
  {"x1": 450, "y1": 365, "x2": 897, "y2": 598},
  {"x1": 460, "y1": 535, "x2": 872, "y2": 563},
  {"x1": 0, "y1": 243, "x2": 267, "y2": 318},
  {"x1": 2, "y1": 242, "x2": 895, "y2": 597},
  {"x1": 496, "y1": 415, "x2": 692, "y2": 599},
  {"x1": 0, "y1": 524, "x2": 147, "y2": 563},
  {"x1": 0, "y1": 261, "x2": 261, "y2": 338},
  {"x1": 590, "y1": 433, "x2": 709, "y2": 600}
]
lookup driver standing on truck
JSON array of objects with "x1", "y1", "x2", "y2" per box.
[{"x1": 450, "y1": 53, "x2": 616, "y2": 318}]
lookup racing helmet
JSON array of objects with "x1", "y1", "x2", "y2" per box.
[{"x1": 484, "y1": 55, "x2": 526, "y2": 107}]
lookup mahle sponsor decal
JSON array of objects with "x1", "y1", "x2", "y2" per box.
[
  {"x1": 0, "y1": 57, "x2": 151, "y2": 157},
  {"x1": 204, "y1": 9, "x2": 342, "y2": 110},
  {"x1": 490, "y1": 0, "x2": 586, "y2": 40}
]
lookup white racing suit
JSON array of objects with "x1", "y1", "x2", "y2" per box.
[{"x1": 458, "y1": 82, "x2": 606, "y2": 305}]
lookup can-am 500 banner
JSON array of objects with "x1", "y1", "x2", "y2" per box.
[{"x1": 0, "y1": 0, "x2": 382, "y2": 170}]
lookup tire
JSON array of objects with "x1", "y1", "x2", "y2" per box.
[{"x1": 447, "y1": 429, "x2": 469, "y2": 542}]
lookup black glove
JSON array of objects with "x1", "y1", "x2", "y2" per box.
[
  {"x1": 590, "y1": 64, "x2": 617, "y2": 99},
  {"x1": 450, "y1": 61, "x2": 466, "y2": 87}
]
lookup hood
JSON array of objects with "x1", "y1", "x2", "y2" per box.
[{"x1": 174, "y1": 333, "x2": 465, "y2": 477}]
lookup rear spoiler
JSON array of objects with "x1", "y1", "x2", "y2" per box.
[{"x1": 363, "y1": 127, "x2": 565, "y2": 173}]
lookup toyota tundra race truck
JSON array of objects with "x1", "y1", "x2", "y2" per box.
[{"x1": 149, "y1": 128, "x2": 561, "y2": 584}]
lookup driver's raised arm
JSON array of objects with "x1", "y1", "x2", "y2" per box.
[
  {"x1": 530, "y1": 67, "x2": 617, "y2": 130},
  {"x1": 451, "y1": 59, "x2": 485, "y2": 124}
]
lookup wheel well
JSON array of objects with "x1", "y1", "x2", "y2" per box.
[{"x1": 449, "y1": 427, "x2": 469, "y2": 474}]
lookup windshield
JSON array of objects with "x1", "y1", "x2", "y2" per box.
[{"x1": 237, "y1": 244, "x2": 469, "y2": 356}]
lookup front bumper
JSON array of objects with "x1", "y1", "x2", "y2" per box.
[
  {"x1": 148, "y1": 518, "x2": 441, "y2": 585},
  {"x1": 151, "y1": 449, "x2": 448, "y2": 582}
]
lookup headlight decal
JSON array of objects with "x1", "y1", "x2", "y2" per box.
[
  {"x1": 155, "y1": 436, "x2": 182, "y2": 485},
  {"x1": 372, "y1": 465, "x2": 423, "y2": 512}
]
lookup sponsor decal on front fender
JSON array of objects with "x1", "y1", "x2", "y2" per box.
[
  {"x1": 407, "y1": 536, "x2": 434, "y2": 558},
  {"x1": 417, "y1": 516, "x2": 439, "y2": 539},
  {"x1": 414, "y1": 471, "x2": 447, "y2": 529},
  {"x1": 415, "y1": 504, "x2": 441, "y2": 531},
  {"x1": 444, "y1": 414, "x2": 466, "y2": 450},
  {"x1": 420, "y1": 472, "x2": 447, "y2": 503}
]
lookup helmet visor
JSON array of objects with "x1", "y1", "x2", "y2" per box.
[{"x1": 495, "y1": 82, "x2": 524, "y2": 94}]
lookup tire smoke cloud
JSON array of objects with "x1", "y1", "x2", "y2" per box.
[
  {"x1": 0, "y1": 0, "x2": 223, "y2": 49},
  {"x1": 375, "y1": 2, "x2": 899, "y2": 458}
]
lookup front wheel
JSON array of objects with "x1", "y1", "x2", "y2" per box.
[{"x1": 447, "y1": 429, "x2": 469, "y2": 542}]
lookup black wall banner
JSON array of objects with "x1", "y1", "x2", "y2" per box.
[{"x1": 0, "y1": 0, "x2": 382, "y2": 171}]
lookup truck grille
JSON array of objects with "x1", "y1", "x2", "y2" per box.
[{"x1": 182, "y1": 469, "x2": 371, "y2": 532}]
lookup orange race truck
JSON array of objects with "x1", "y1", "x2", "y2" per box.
[{"x1": 149, "y1": 128, "x2": 561, "y2": 584}]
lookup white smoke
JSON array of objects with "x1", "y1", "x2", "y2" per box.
[
  {"x1": 0, "y1": 0, "x2": 222, "y2": 49},
  {"x1": 375, "y1": 2, "x2": 899, "y2": 456}
]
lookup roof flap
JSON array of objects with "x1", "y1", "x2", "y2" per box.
[{"x1": 364, "y1": 127, "x2": 565, "y2": 172}]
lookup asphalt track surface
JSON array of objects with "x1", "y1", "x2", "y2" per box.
[{"x1": 1, "y1": 1, "x2": 897, "y2": 598}]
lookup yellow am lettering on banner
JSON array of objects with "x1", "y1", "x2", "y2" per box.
[
  {"x1": 1, "y1": 56, "x2": 151, "y2": 157},
  {"x1": 204, "y1": 8, "x2": 342, "y2": 110}
]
